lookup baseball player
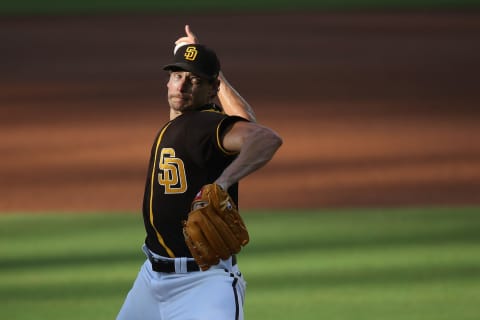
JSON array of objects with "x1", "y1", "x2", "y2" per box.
[{"x1": 116, "y1": 25, "x2": 282, "y2": 320}]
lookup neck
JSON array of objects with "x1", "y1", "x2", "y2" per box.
[{"x1": 170, "y1": 109, "x2": 182, "y2": 120}]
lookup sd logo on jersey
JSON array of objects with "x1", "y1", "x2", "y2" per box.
[{"x1": 158, "y1": 148, "x2": 187, "y2": 194}]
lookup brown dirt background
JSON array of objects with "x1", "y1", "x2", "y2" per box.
[{"x1": 1, "y1": 12, "x2": 480, "y2": 212}]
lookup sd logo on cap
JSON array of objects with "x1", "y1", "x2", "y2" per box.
[
  {"x1": 184, "y1": 46, "x2": 198, "y2": 61},
  {"x1": 163, "y1": 44, "x2": 220, "y2": 80}
]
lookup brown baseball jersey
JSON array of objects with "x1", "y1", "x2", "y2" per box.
[{"x1": 142, "y1": 104, "x2": 246, "y2": 257}]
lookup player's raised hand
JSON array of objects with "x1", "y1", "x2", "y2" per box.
[
  {"x1": 175, "y1": 24, "x2": 199, "y2": 46},
  {"x1": 173, "y1": 25, "x2": 200, "y2": 54}
]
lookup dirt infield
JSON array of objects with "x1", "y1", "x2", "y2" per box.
[{"x1": 1, "y1": 12, "x2": 479, "y2": 212}]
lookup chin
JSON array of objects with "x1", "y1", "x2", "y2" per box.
[{"x1": 170, "y1": 102, "x2": 188, "y2": 111}]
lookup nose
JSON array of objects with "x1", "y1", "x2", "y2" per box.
[{"x1": 178, "y1": 78, "x2": 191, "y2": 93}]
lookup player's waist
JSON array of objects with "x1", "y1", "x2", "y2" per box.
[{"x1": 142, "y1": 244, "x2": 236, "y2": 273}]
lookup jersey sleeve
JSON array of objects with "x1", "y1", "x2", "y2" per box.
[{"x1": 216, "y1": 116, "x2": 249, "y2": 155}]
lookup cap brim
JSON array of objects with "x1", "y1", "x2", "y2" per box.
[{"x1": 163, "y1": 62, "x2": 214, "y2": 80}]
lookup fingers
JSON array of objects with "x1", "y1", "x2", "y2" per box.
[
  {"x1": 175, "y1": 37, "x2": 191, "y2": 45},
  {"x1": 173, "y1": 24, "x2": 200, "y2": 52},
  {"x1": 185, "y1": 24, "x2": 191, "y2": 36},
  {"x1": 175, "y1": 24, "x2": 199, "y2": 45},
  {"x1": 185, "y1": 25, "x2": 198, "y2": 42}
]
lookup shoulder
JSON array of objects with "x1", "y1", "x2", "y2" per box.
[{"x1": 179, "y1": 105, "x2": 247, "y2": 126}]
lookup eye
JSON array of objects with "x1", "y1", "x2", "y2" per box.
[
  {"x1": 190, "y1": 77, "x2": 202, "y2": 85},
  {"x1": 172, "y1": 73, "x2": 182, "y2": 80}
]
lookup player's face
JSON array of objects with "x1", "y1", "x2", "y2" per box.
[{"x1": 167, "y1": 71, "x2": 216, "y2": 112}]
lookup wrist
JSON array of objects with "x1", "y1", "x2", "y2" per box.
[{"x1": 214, "y1": 180, "x2": 230, "y2": 191}]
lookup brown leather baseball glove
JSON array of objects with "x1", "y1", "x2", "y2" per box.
[{"x1": 183, "y1": 183, "x2": 249, "y2": 271}]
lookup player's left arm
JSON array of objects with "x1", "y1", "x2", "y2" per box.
[
  {"x1": 217, "y1": 72, "x2": 256, "y2": 122},
  {"x1": 215, "y1": 121, "x2": 282, "y2": 191}
]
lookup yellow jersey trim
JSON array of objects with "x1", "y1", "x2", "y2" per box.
[
  {"x1": 150, "y1": 122, "x2": 176, "y2": 258},
  {"x1": 216, "y1": 118, "x2": 239, "y2": 156}
]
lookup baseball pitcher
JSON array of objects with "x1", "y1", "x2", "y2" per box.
[{"x1": 116, "y1": 25, "x2": 282, "y2": 320}]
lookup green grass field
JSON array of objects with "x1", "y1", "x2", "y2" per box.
[{"x1": 1, "y1": 207, "x2": 479, "y2": 320}]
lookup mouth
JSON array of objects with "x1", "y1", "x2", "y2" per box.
[
  {"x1": 169, "y1": 95, "x2": 193, "y2": 110},
  {"x1": 171, "y1": 95, "x2": 190, "y2": 102}
]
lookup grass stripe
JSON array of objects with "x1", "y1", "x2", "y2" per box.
[{"x1": 0, "y1": 207, "x2": 479, "y2": 320}]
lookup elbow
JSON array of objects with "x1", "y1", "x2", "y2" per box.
[
  {"x1": 259, "y1": 127, "x2": 283, "y2": 153},
  {"x1": 271, "y1": 131, "x2": 283, "y2": 151}
]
